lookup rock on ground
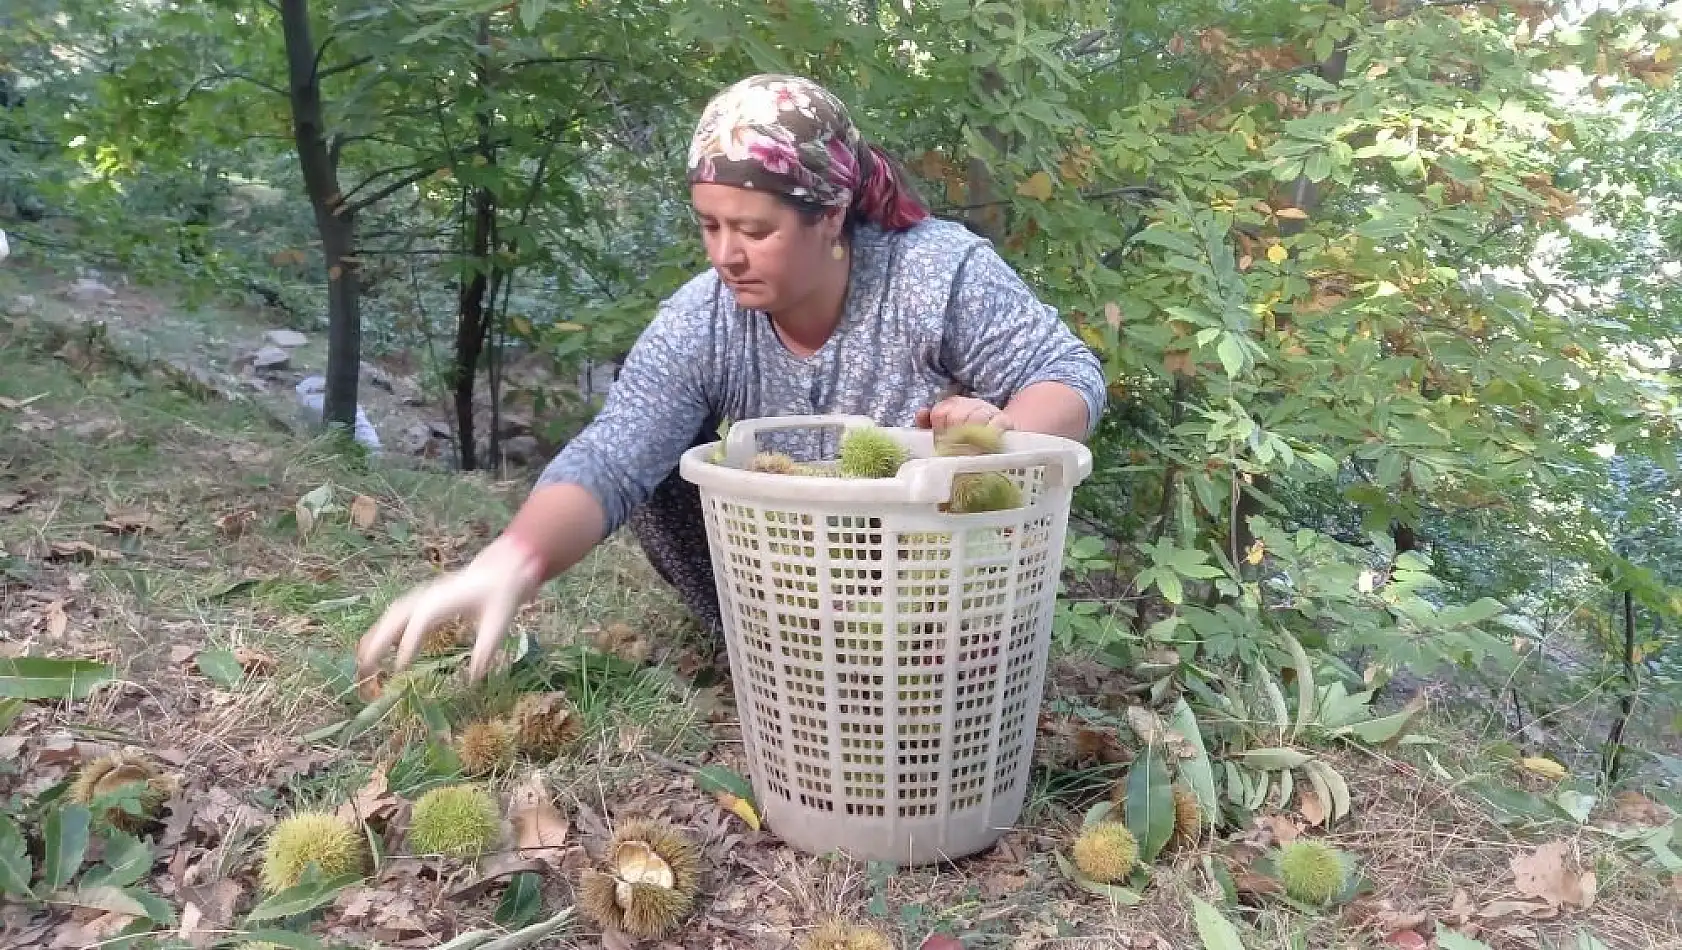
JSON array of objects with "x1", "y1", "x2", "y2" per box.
[
  {"x1": 264, "y1": 329, "x2": 308, "y2": 348},
  {"x1": 252, "y1": 346, "x2": 291, "y2": 371}
]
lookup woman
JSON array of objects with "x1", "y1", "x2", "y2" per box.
[{"x1": 356, "y1": 74, "x2": 1107, "y2": 685}]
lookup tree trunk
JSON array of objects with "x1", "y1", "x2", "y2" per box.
[
  {"x1": 280, "y1": 0, "x2": 361, "y2": 432},
  {"x1": 452, "y1": 15, "x2": 498, "y2": 471},
  {"x1": 1604, "y1": 588, "x2": 1638, "y2": 782}
]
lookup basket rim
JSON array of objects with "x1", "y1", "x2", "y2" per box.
[{"x1": 677, "y1": 423, "x2": 1093, "y2": 506}]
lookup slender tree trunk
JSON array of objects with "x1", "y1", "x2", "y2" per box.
[
  {"x1": 281, "y1": 0, "x2": 361, "y2": 432},
  {"x1": 1604, "y1": 588, "x2": 1638, "y2": 782},
  {"x1": 452, "y1": 15, "x2": 498, "y2": 471}
]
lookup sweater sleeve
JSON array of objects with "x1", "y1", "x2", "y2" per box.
[
  {"x1": 938, "y1": 243, "x2": 1108, "y2": 437},
  {"x1": 533, "y1": 301, "x2": 715, "y2": 536}
]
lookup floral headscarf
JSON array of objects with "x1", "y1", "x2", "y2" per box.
[{"x1": 686, "y1": 74, "x2": 928, "y2": 231}]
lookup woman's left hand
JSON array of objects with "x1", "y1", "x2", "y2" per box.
[{"x1": 916, "y1": 394, "x2": 1012, "y2": 432}]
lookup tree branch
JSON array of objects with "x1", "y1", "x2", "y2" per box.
[
  {"x1": 210, "y1": 67, "x2": 286, "y2": 97},
  {"x1": 343, "y1": 165, "x2": 442, "y2": 215},
  {"x1": 310, "y1": 33, "x2": 338, "y2": 82},
  {"x1": 319, "y1": 54, "x2": 373, "y2": 81},
  {"x1": 505, "y1": 55, "x2": 615, "y2": 70},
  {"x1": 340, "y1": 160, "x2": 438, "y2": 204}
]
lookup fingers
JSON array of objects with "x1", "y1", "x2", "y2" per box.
[
  {"x1": 393, "y1": 580, "x2": 473, "y2": 674},
  {"x1": 926, "y1": 396, "x2": 1003, "y2": 432},
  {"x1": 467, "y1": 587, "x2": 520, "y2": 684},
  {"x1": 356, "y1": 589, "x2": 420, "y2": 677}
]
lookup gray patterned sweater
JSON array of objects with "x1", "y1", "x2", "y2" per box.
[{"x1": 536, "y1": 216, "x2": 1108, "y2": 536}]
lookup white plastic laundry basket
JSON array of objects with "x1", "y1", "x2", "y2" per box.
[{"x1": 678, "y1": 414, "x2": 1093, "y2": 865}]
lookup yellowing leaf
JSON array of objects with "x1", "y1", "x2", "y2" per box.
[
  {"x1": 1267, "y1": 243, "x2": 1289, "y2": 264},
  {"x1": 1520, "y1": 756, "x2": 1568, "y2": 781},
  {"x1": 1275, "y1": 207, "x2": 1309, "y2": 220},
  {"x1": 716, "y1": 792, "x2": 761, "y2": 830},
  {"x1": 1245, "y1": 540, "x2": 1265, "y2": 565},
  {"x1": 553, "y1": 322, "x2": 585, "y2": 332},
  {"x1": 1016, "y1": 171, "x2": 1054, "y2": 201}
]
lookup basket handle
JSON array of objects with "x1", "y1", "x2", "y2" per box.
[
  {"x1": 719, "y1": 413, "x2": 880, "y2": 468},
  {"x1": 899, "y1": 444, "x2": 1093, "y2": 505}
]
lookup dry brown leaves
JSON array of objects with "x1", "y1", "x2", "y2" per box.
[
  {"x1": 178, "y1": 879, "x2": 243, "y2": 948},
  {"x1": 337, "y1": 762, "x2": 400, "y2": 827},
  {"x1": 1509, "y1": 840, "x2": 1596, "y2": 910},
  {"x1": 507, "y1": 771, "x2": 570, "y2": 865},
  {"x1": 349, "y1": 494, "x2": 378, "y2": 530},
  {"x1": 1298, "y1": 786, "x2": 1327, "y2": 826},
  {"x1": 1607, "y1": 791, "x2": 1675, "y2": 828},
  {"x1": 1122, "y1": 705, "x2": 1197, "y2": 759},
  {"x1": 215, "y1": 507, "x2": 258, "y2": 539},
  {"x1": 98, "y1": 508, "x2": 164, "y2": 535},
  {"x1": 46, "y1": 539, "x2": 122, "y2": 562}
]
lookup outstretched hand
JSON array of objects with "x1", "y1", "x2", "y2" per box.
[{"x1": 355, "y1": 534, "x2": 547, "y2": 687}]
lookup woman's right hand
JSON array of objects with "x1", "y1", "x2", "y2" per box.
[{"x1": 356, "y1": 533, "x2": 549, "y2": 687}]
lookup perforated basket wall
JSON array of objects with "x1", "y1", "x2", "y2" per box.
[{"x1": 678, "y1": 417, "x2": 1090, "y2": 865}]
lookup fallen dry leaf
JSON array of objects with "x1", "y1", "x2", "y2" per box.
[
  {"x1": 99, "y1": 510, "x2": 159, "y2": 534},
  {"x1": 0, "y1": 393, "x2": 46, "y2": 410},
  {"x1": 214, "y1": 508, "x2": 257, "y2": 539},
  {"x1": 1258, "y1": 813, "x2": 1303, "y2": 846},
  {"x1": 1608, "y1": 791, "x2": 1674, "y2": 827},
  {"x1": 337, "y1": 762, "x2": 398, "y2": 826},
  {"x1": 46, "y1": 600, "x2": 69, "y2": 639},
  {"x1": 444, "y1": 856, "x2": 549, "y2": 902},
  {"x1": 0, "y1": 492, "x2": 25, "y2": 512},
  {"x1": 177, "y1": 902, "x2": 205, "y2": 948},
  {"x1": 1446, "y1": 888, "x2": 1477, "y2": 925},
  {"x1": 349, "y1": 494, "x2": 378, "y2": 530},
  {"x1": 1233, "y1": 870, "x2": 1285, "y2": 899},
  {"x1": 177, "y1": 879, "x2": 241, "y2": 940},
  {"x1": 1476, "y1": 899, "x2": 1557, "y2": 920},
  {"x1": 1123, "y1": 705, "x2": 1196, "y2": 758},
  {"x1": 1345, "y1": 897, "x2": 1426, "y2": 935},
  {"x1": 1511, "y1": 840, "x2": 1596, "y2": 909},
  {"x1": 234, "y1": 648, "x2": 276, "y2": 676},
  {"x1": 47, "y1": 539, "x2": 122, "y2": 562},
  {"x1": 1073, "y1": 726, "x2": 1130, "y2": 765},
  {"x1": 1384, "y1": 931, "x2": 1427, "y2": 949},
  {"x1": 1299, "y1": 786, "x2": 1327, "y2": 826},
  {"x1": 508, "y1": 771, "x2": 569, "y2": 864}
]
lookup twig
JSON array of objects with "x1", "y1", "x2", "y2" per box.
[{"x1": 342, "y1": 165, "x2": 444, "y2": 216}]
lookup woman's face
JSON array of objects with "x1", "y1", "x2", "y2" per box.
[{"x1": 690, "y1": 183, "x2": 842, "y2": 314}]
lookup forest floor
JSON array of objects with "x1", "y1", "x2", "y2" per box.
[{"x1": 1, "y1": 258, "x2": 1680, "y2": 950}]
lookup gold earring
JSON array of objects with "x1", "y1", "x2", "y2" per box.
[{"x1": 832, "y1": 242, "x2": 845, "y2": 261}]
